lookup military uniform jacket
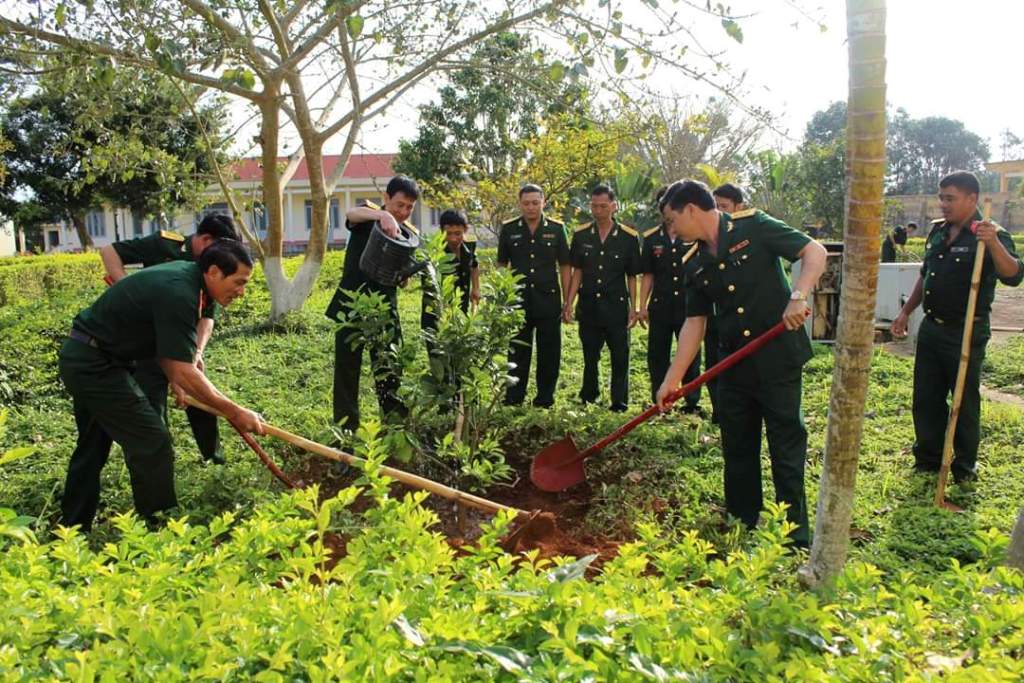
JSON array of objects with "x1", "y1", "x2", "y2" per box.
[
  {"x1": 920, "y1": 209, "x2": 1024, "y2": 325},
  {"x1": 112, "y1": 230, "x2": 217, "y2": 319},
  {"x1": 497, "y1": 214, "x2": 570, "y2": 320},
  {"x1": 686, "y1": 209, "x2": 813, "y2": 381},
  {"x1": 72, "y1": 260, "x2": 207, "y2": 363},
  {"x1": 641, "y1": 225, "x2": 698, "y2": 326},
  {"x1": 570, "y1": 221, "x2": 641, "y2": 327},
  {"x1": 325, "y1": 202, "x2": 418, "y2": 322},
  {"x1": 422, "y1": 238, "x2": 478, "y2": 318}
]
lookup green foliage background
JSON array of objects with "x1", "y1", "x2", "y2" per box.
[{"x1": 2, "y1": 252, "x2": 1024, "y2": 678}]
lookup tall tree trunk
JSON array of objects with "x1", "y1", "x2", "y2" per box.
[
  {"x1": 69, "y1": 211, "x2": 93, "y2": 252},
  {"x1": 798, "y1": 0, "x2": 887, "y2": 588},
  {"x1": 1009, "y1": 509, "x2": 1024, "y2": 571}
]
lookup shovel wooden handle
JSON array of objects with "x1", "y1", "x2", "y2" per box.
[
  {"x1": 577, "y1": 319, "x2": 792, "y2": 461},
  {"x1": 183, "y1": 396, "x2": 530, "y2": 520}
]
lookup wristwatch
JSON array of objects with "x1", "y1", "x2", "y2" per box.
[{"x1": 790, "y1": 289, "x2": 806, "y2": 301}]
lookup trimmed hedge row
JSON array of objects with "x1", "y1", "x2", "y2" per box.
[{"x1": 0, "y1": 254, "x2": 105, "y2": 308}]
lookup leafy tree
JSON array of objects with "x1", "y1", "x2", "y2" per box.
[
  {"x1": 622, "y1": 96, "x2": 767, "y2": 184},
  {"x1": 394, "y1": 32, "x2": 584, "y2": 196},
  {"x1": 1, "y1": 62, "x2": 228, "y2": 248},
  {"x1": 888, "y1": 109, "x2": 990, "y2": 194},
  {"x1": 0, "y1": 0, "x2": 781, "y2": 317}
]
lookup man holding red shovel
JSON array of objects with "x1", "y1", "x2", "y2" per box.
[
  {"x1": 655, "y1": 180, "x2": 827, "y2": 547},
  {"x1": 891, "y1": 171, "x2": 1023, "y2": 485}
]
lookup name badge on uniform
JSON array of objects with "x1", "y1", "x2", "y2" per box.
[
  {"x1": 951, "y1": 246, "x2": 970, "y2": 253},
  {"x1": 652, "y1": 245, "x2": 664, "y2": 257},
  {"x1": 729, "y1": 239, "x2": 750, "y2": 254},
  {"x1": 542, "y1": 233, "x2": 555, "y2": 241}
]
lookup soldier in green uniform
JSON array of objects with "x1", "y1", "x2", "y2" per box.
[
  {"x1": 325, "y1": 175, "x2": 419, "y2": 429},
  {"x1": 497, "y1": 184, "x2": 571, "y2": 407},
  {"x1": 880, "y1": 225, "x2": 907, "y2": 263},
  {"x1": 639, "y1": 203, "x2": 702, "y2": 412},
  {"x1": 891, "y1": 171, "x2": 1024, "y2": 483},
  {"x1": 655, "y1": 180, "x2": 827, "y2": 547},
  {"x1": 421, "y1": 209, "x2": 481, "y2": 337},
  {"x1": 59, "y1": 240, "x2": 263, "y2": 531},
  {"x1": 98, "y1": 214, "x2": 238, "y2": 464},
  {"x1": 563, "y1": 185, "x2": 641, "y2": 411}
]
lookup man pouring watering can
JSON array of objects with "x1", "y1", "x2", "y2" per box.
[{"x1": 655, "y1": 179, "x2": 827, "y2": 547}]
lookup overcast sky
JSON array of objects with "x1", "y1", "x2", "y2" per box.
[{"x1": 349, "y1": 0, "x2": 1022, "y2": 161}]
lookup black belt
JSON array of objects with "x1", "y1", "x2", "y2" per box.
[
  {"x1": 926, "y1": 314, "x2": 985, "y2": 327},
  {"x1": 68, "y1": 329, "x2": 100, "y2": 348}
]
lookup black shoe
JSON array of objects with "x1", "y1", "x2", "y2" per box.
[
  {"x1": 532, "y1": 398, "x2": 554, "y2": 408},
  {"x1": 953, "y1": 470, "x2": 978, "y2": 485},
  {"x1": 912, "y1": 463, "x2": 940, "y2": 475},
  {"x1": 609, "y1": 404, "x2": 628, "y2": 413},
  {"x1": 202, "y1": 449, "x2": 227, "y2": 466},
  {"x1": 680, "y1": 404, "x2": 706, "y2": 417}
]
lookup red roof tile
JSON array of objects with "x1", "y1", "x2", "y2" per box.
[{"x1": 232, "y1": 153, "x2": 396, "y2": 182}]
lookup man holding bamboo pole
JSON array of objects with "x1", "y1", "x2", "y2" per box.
[{"x1": 892, "y1": 171, "x2": 1023, "y2": 484}]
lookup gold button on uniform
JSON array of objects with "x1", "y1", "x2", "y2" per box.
[
  {"x1": 718, "y1": 263, "x2": 726, "y2": 270},
  {"x1": 743, "y1": 329, "x2": 751, "y2": 337},
  {"x1": 728, "y1": 285, "x2": 735, "y2": 292},
  {"x1": 737, "y1": 307, "x2": 745, "y2": 314},
  {"x1": 673, "y1": 276, "x2": 678, "y2": 281}
]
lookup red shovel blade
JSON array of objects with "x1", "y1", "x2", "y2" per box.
[{"x1": 530, "y1": 435, "x2": 586, "y2": 492}]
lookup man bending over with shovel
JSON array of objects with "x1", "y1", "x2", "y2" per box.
[
  {"x1": 891, "y1": 171, "x2": 1023, "y2": 485},
  {"x1": 655, "y1": 180, "x2": 827, "y2": 548}
]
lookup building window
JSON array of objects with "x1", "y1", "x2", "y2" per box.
[
  {"x1": 430, "y1": 207, "x2": 441, "y2": 228},
  {"x1": 86, "y1": 211, "x2": 106, "y2": 238},
  {"x1": 149, "y1": 218, "x2": 161, "y2": 235},
  {"x1": 305, "y1": 199, "x2": 341, "y2": 231},
  {"x1": 131, "y1": 213, "x2": 144, "y2": 237},
  {"x1": 251, "y1": 203, "x2": 268, "y2": 236},
  {"x1": 49, "y1": 230, "x2": 60, "y2": 247},
  {"x1": 198, "y1": 203, "x2": 230, "y2": 227}
]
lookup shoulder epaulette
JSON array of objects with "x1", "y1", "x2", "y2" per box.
[
  {"x1": 546, "y1": 218, "x2": 564, "y2": 227},
  {"x1": 575, "y1": 222, "x2": 592, "y2": 233},
  {"x1": 643, "y1": 226, "x2": 661, "y2": 238},
  {"x1": 404, "y1": 220, "x2": 419, "y2": 235},
  {"x1": 930, "y1": 217, "x2": 945, "y2": 224},
  {"x1": 620, "y1": 224, "x2": 638, "y2": 237},
  {"x1": 502, "y1": 216, "x2": 520, "y2": 226},
  {"x1": 362, "y1": 199, "x2": 381, "y2": 210},
  {"x1": 159, "y1": 230, "x2": 185, "y2": 242},
  {"x1": 730, "y1": 208, "x2": 757, "y2": 220}
]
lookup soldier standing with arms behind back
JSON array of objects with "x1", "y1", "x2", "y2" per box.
[
  {"x1": 640, "y1": 188, "x2": 702, "y2": 413},
  {"x1": 563, "y1": 184, "x2": 641, "y2": 412},
  {"x1": 497, "y1": 184, "x2": 571, "y2": 407},
  {"x1": 891, "y1": 171, "x2": 1023, "y2": 484},
  {"x1": 655, "y1": 180, "x2": 827, "y2": 548},
  {"x1": 98, "y1": 213, "x2": 239, "y2": 464}
]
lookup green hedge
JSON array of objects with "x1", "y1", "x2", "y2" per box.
[{"x1": 0, "y1": 254, "x2": 104, "y2": 308}]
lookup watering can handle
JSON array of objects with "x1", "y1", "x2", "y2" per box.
[{"x1": 577, "y1": 320, "x2": 791, "y2": 460}]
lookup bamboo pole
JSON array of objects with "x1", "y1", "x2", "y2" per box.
[{"x1": 934, "y1": 199, "x2": 991, "y2": 508}]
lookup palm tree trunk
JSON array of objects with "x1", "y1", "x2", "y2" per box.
[{"x1": 798, "y1": 0, "x2": 887, "y2": 588}]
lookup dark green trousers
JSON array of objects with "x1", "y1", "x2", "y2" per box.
[
  {"x1": 912, "y1": 317, "x2": 988, "y2": 480},
  {"x1": 59, "y1": 339, "x2": 177, "y2": 531},
  {"x1": 579, "y1": 322, "x2": 630, "y2": 410},
  {"x1": 646, "y1": 317, "x2": 700, "y2": 407},
  {"x1": 332, "y1": 311, "x2": 406, "y2": 430},
  {"x1": 506, "y1": 315, "x2": 561, "y2": 408},
  {"x1": 133, "y1": 358, "x2": 221, "y2": 461},
  {"x1": 718, "y1": 369, "x2": 809, "y2": 546},
  {"x1": 705, "y1": 321, "x2": 721, "y2": 421}
]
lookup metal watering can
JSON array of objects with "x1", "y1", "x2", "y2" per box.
[{"x1": 359, "y1": 221, "x2": 429, "y2": 287}]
